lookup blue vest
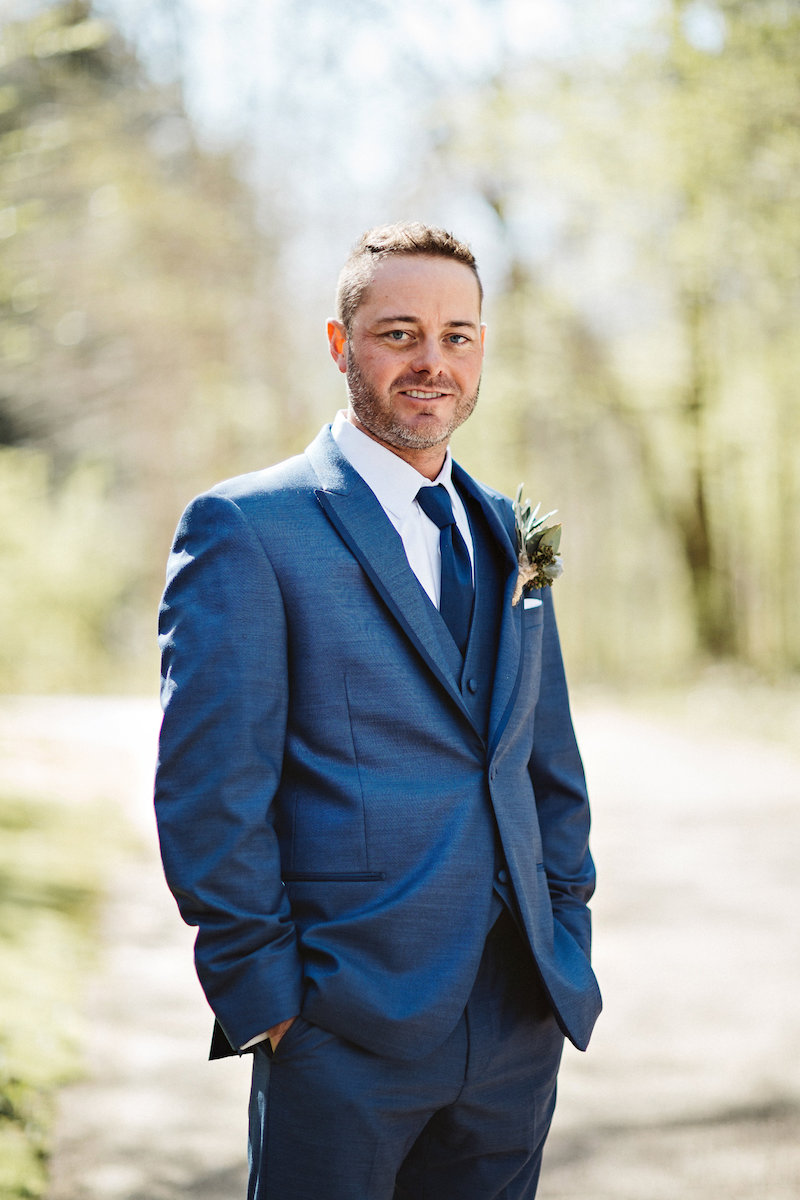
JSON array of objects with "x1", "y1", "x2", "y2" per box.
[{"x1": 425, "y1": 486, "x2": 517, "y2": 927}]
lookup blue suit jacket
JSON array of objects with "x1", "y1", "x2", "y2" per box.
[{"x1": 155, "y1": 426, "x2": 601, "y2": 1060}]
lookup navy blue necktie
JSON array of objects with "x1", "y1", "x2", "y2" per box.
[{"x1": 416, "y1": 485, "x2": 474, "y2": 654}]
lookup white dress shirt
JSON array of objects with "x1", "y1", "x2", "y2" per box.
[{"x1": 331, "y1": 411, "x2": 474, "y2": 608}]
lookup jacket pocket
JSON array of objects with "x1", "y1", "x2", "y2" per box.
[
  {"x1": 261, "y1": 1015, "x2": 338, "y2": 1061},
  {"x1": 522, "y1": 604, "x2": 545, "y2": 629}
]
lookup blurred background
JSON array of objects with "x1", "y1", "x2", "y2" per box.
[
  {"x1": 1, "y1": 0, "x2": 798, "y2": 692},
  {"x1": 1, "y1": 1, "x2": 799, "y2": 1197}
]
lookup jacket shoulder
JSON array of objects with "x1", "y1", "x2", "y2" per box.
[
  {"x1": 189, "y1": 424, "x2": 343, "y2": 515},
  {"x1": 207, "y1": 451, "x2": 317, "y2": 505},
  {"x1": 169, "y1": 449, "x2": 324, "y2": 558}
]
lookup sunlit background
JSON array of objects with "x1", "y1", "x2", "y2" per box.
[
  {"x1": 2, "y1": 0, "x2": 798, "y2": 692},
  {"x1": 1, "y1": 3, "x2": 800, "y2": 1198}
]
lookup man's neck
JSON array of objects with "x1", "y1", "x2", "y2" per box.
[{"x1": 346, "y1": 410, "x2": 447, "y2": 482}]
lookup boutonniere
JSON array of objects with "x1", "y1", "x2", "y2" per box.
[{"x1": 511, "y1": 485, "x2": 562, "y2": 606}]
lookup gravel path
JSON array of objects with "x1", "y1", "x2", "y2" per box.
[{"x1": 1, "y1": 692, "x2": 797, "y2": 1199}]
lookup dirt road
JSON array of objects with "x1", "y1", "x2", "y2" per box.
[{"x1": 2, "y1": 691, "x2": 797, "y2": 1199}]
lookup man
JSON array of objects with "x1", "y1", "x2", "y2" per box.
[{"x1": 155, "y1": 222, "x2": 601, "y2": 1199}]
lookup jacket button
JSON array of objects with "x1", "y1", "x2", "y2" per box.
[
  {"x1": 496, "y1": 868, "x2": 508, "y2": 885},
  {"x1": 466, "y1": 677, "x2": 478, "y2": 694}
]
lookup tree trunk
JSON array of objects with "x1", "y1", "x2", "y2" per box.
[{"x1": 676, "y1": 283, "x2": 735, "y2": 657}]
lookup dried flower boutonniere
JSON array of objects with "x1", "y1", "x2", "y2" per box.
[{"x1": 511, "y1": 485, "x2": 562, "y2": 606}]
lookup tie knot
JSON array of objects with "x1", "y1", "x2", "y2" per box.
[{"x1": 416, "y1": 484, "x2": 455, "y2": 531}]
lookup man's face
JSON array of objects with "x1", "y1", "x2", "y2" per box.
[{"x1": 327, "y1": 255, "x2": 485, "y2": 465}]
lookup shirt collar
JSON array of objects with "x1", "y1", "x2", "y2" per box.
[{"x1": 331, "y1": 411, "x2": 458, "y2": 521}]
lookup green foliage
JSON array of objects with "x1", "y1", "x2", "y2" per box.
[
  {"x1": 0, "y1": 1, "x2": 308, "y2": 692},
  {"x1": 0, "y1": 791, "x2": 123, "y2": 1198},
  {"x1": 0, "y1": 0, "x2": 286, "y2": 489},
  {"x1": 1, "y1": 0, "x2": 798, "y2": 686},
  {"x1": 449, "y1": 0, "x2": 800, "y2": 678},
  {"x1": 0, "y1": 448, "x2": 132, "y2": 691}
]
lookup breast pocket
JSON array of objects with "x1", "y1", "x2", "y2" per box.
[
  {"x1": 522, "y1": 595, "x2": 545, "y2": 628},
  {"x1": 520, "y1": 594, "x2": 545, "y2": 695}
]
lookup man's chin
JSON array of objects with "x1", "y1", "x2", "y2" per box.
[
  {"x1": 386, "y1": 419, "x2": 452, "y2": 451},
  {"x1": 351, "y1": 407, "x2": 449, "y2": 452}
]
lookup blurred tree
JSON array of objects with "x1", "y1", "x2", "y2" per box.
[
  {"x1": 0, "y1": 1, "x2": 302, "y2": 689},
  {"x1": 629, "y1": 0, "x2": 800, "y2": 667},
  {"x1": 2, "y1": 0, "x2": 797, "y2": 688},
  {"x1": 429, "y1": 0, "x2": 800, "y2": 676}
]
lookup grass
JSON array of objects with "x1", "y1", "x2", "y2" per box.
[{"x1": 0, "y1": 793, "x2": 124, "y2": 1199}]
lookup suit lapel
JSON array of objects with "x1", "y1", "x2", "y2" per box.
[
  {"x1": 451, "y1": 464, "x2": 524, "y2": 759},
  {"x1": 306, "y1": 428, "x2": 475, "y2": 729}
]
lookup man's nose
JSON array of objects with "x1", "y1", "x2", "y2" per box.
[{"x1": 409, "y1": 336, "x2": 444, "y2": 375}]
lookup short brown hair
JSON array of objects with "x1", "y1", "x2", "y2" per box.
[{"x1": 336, "y1": 222, "x2": 483, "y2": 333}]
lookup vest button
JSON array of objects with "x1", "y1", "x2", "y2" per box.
[{"x1": 466, "y1": 677, "x2": 478, "y2": 694}]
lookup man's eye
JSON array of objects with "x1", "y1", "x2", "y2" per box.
[
  {"x1": 386, "y1": 329, "x2": 410, "y2": 341},
  {"x1": 448, "y1": 334, "x2": 469, "y2": 345}
]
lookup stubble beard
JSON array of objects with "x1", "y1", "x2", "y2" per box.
[{"x1": 346, "y1": 355, "x2": 480, "y2": 452}]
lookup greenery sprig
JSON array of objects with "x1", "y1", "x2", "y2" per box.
[{"x1": 512, "y1": 485, "x2": 562, "y2": 606}]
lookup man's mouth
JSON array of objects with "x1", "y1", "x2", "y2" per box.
[{"x1": 402, "y1": 389, "x2": 448, "y2": 400}]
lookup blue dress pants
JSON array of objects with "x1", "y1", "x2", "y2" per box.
[{"x1": 247, "y1": 909, "x2": 564, "y2": 1200}]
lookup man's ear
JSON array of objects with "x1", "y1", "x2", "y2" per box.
[
  {"x1": 327, "y1": 320, "x2": 348, "y2": 373},
  {"x1": 480, "y1": 323, "x2": 486, "y2": 353}
]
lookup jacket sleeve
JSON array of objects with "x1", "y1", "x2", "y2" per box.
[
  {"x1": 154, "y1": 491, "x2": 303, "y2": 1050},
  {"x1": 529, "y1": 591, "x2": 596, "y2": 959}
]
